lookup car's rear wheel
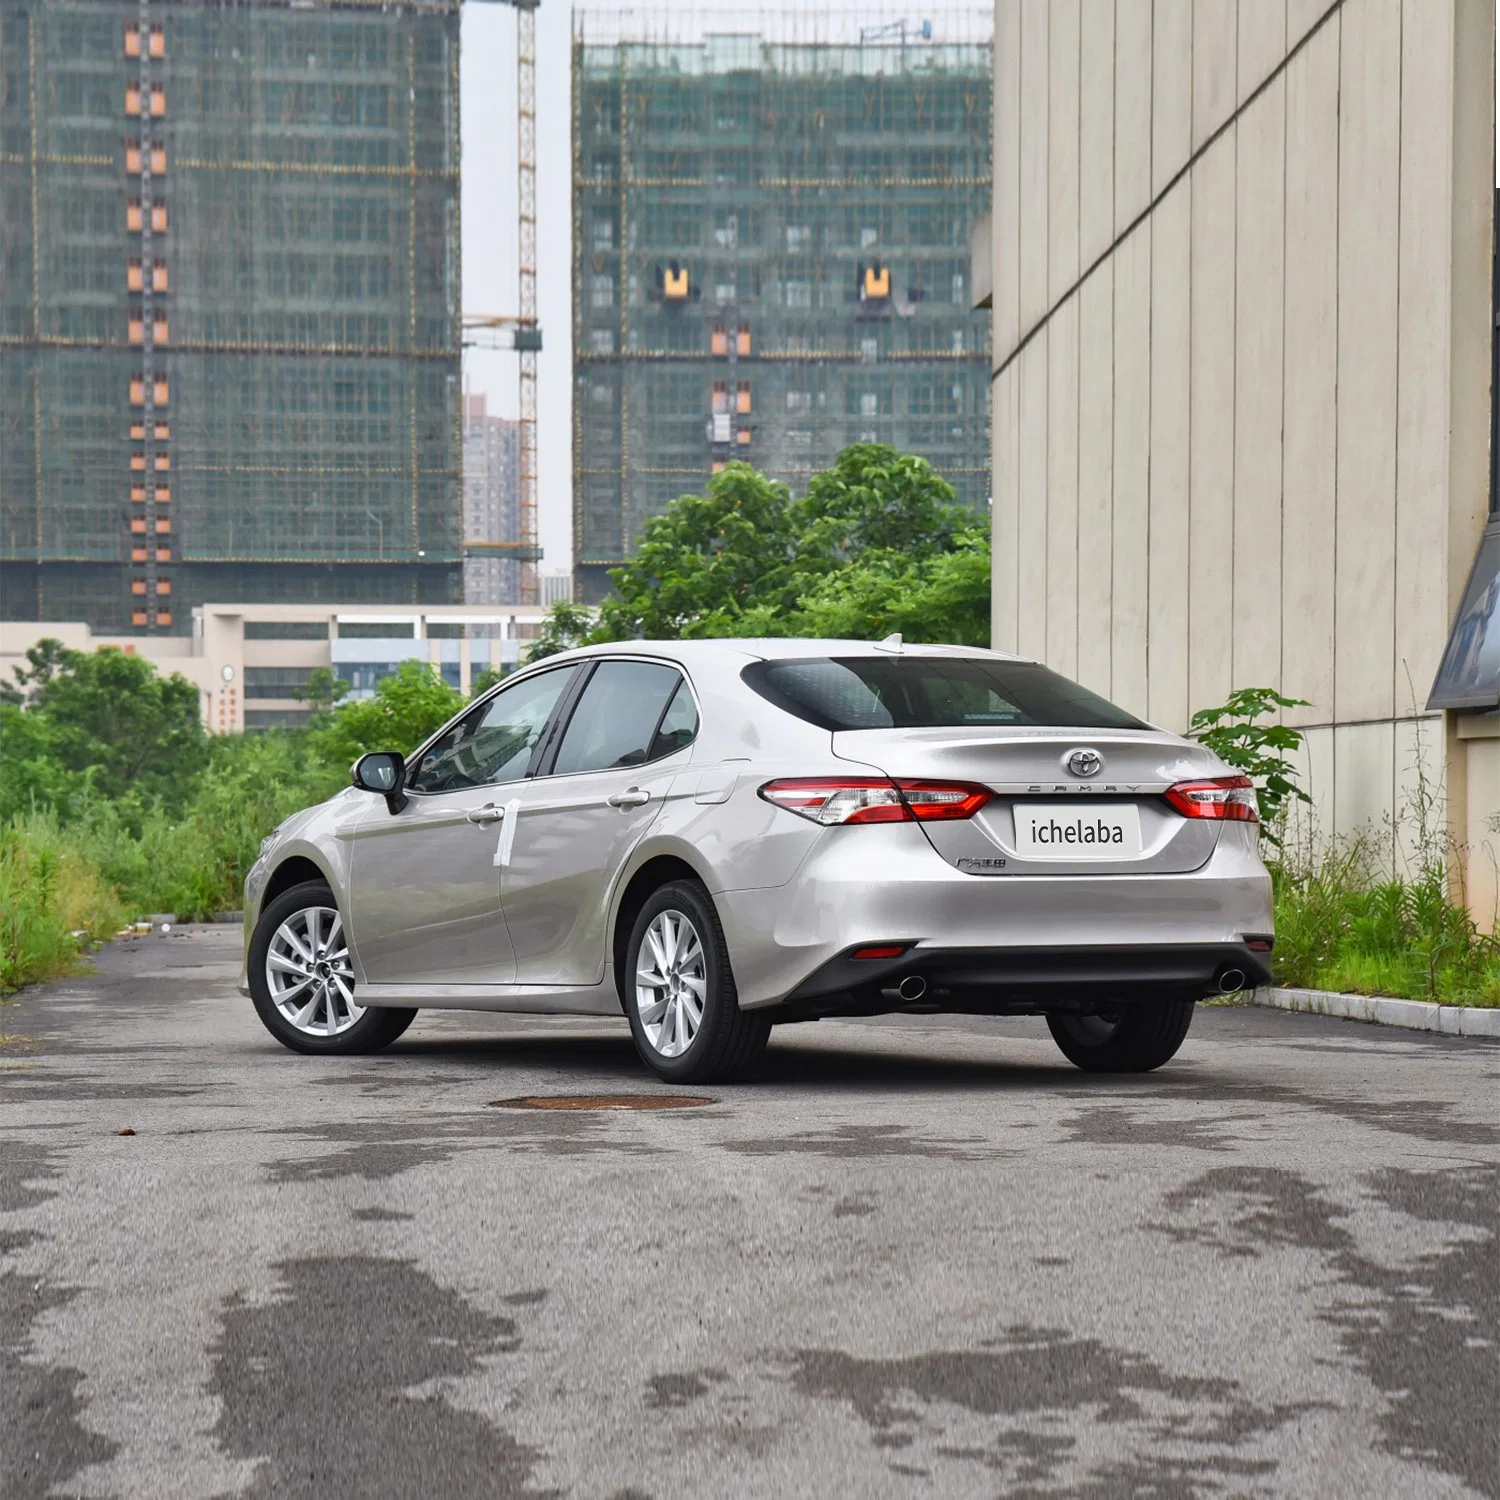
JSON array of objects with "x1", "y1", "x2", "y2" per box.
[
  {"x1": 1046, "y1": 999, "x2": 1195, "y2": 1073},
  {"x1": 625, "y1": 880, "x2": 769, "y2": 1084},
  {"x1": 248, "y1": 879, "x2": 416, "y2": 1055}
]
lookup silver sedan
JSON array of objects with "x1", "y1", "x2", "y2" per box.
[{"x1": 241, "y1": 639, "x2": 1274, "y2": 1082}]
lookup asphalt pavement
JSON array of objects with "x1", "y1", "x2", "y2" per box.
[{"x1": 2, "y1": 924, "x2": 1496, "y2": 1499}]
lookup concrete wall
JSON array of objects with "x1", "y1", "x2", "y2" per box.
[{"x1": 991, "y1": 0, "x2": 1495, "y2": 887}]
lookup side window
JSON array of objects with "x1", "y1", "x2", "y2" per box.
[
  {"x1": 550, "y1": 661, "x2": 685, "y2": 776},
  {"x1": 650, "y1": 680, "x2": 699, "y2": 760},
  {"x1": 406, "y1": 667, "x2": 575, "y2": 794}
]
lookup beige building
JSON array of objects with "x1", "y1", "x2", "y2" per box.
[
  {"x1": 982, "y1": 0, "x2": 1499, "y2": 918},
  {"x1": 1, "y1": 604, "x2": 551, "y2": 735}
]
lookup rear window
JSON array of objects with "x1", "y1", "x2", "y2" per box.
[{"x1": 742, "y1": 657, "x2": 1147, "y2": 732}]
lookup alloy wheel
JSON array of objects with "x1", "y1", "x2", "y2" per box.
[
  {"x1": 635, "y1": 909, "x2": 706, "y2": 1058},
  {"x1": 265, "y1": 904, "x2": 362, "y2": 1037}
]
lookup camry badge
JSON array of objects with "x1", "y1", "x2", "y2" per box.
[{"x1": 1064, "y1": 747, "x2": 1103, "y2": 779}]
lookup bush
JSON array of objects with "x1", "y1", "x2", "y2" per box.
[{"x1": 0, "y1": 813, "x2": 125, "y2": 994}]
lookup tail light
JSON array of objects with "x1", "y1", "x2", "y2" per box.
[
  {"x1": 1164, "y1": 775, "x2": 1259, "y2": 822},
  {"x1": 760, "y1": 777, "x2": 992, "y2": 826}
]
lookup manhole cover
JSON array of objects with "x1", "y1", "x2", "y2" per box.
[{"x1": 487, "y1": 1093, "x2": 714, "y2": 1112}]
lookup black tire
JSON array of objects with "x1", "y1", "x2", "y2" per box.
[
  {"x1": 1046, "y1": 999, "x2": 1195, "y2": 1073},
  {"x1": 248, "y1": 879, "x2": 416, "y2": 1056},
  {"x1": 624, "y1": 880, "x2": 769, "y2": 1084}
]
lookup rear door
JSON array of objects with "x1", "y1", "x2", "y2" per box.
[{"x1": 500, "y1": 660, "x2": 698, "y2": 985}]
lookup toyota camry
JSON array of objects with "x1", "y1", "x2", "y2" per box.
[{"x1": 241, "y1": 639, "x2": 1273, "y2": 1082}]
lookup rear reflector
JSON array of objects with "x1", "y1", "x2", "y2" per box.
[
  {"x1": 852, "y1": 944, "x2": 908, "y2": 961},
  {"x1": 1164, "y1": 775, "x2": 1259, "y2": 823},
  {"x1": 759, "y1": 777, "x2": 993, "y2": 826}
]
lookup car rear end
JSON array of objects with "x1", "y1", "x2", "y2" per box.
[{"x1": 724, "y1": 649, "x2": 1274, "y2": 1018}]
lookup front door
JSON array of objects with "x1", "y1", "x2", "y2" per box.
[
  {"x1": 502, "y1": 662, "x2": 698, "y2": 986},
  {"x1": 347, "y1": 664, "x2": 579, "y2": 986}
]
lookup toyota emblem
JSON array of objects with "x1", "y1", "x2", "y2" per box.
[{"x1": 1064, "y1": 747, "x2": 1103, "y2": 778}]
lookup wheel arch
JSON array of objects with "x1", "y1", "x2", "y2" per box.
[
  {"x1": 611, "y1": 852, "x2": 712, "y2": 1011},
  {"x1": 261, "y1": 854, "x2": 333, "y2": 911}
]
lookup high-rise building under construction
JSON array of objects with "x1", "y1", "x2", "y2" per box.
[
  {"x1": 0, "y1": 0, "x2": 461, "y2": 635},
  {"x1": 572, "y1": 11, "x2": 992, "y2": 602}
]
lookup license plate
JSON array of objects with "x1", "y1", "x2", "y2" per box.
[{"x1": 1011, "y1": 803, "x2": 1142, "y2": 860}]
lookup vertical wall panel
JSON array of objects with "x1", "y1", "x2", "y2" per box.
[
  {"x1": 1287, "y1": 0, "x2": 1333, "y2": 51},
  {"x1": 1394, "y1": 0, "x2": 1455, "y2": 712},
  {"x1": 1333, "y1": 721, "x2": 1397, "y2": 843},
  {"x1": 1188, "y1": 138, "x2": 1237, "y2": 714},
  {"x1": 1231, "y1": 75, "x2": 1286, "y2": 691},
  {"x1": 1017, "y1": 339, "x2": 1050, "y2": 662},
  {"x1": 1112, "y1": 225, "x2": 1152, "y2": 716},
  {"x1": 1237, "y1": 0, "x2": 1288, "y2": 103},
  {"x1": 1148, "y1": 186, "x2": 1191, "y2": 729},
  {"x1": 1019, "y1": 2, "x2": 1050, "y2": 333},
  {"x1": 993, "y1": 0, "x2": 1022, "y2": 362},
  {"x1": 1463, "y1": 736, "x2": 1500, "y2": 928},
  {"x1": 1192, "y1": 0, "x2": 1238, "y2": 149},
  {"x1": 1334, "y1": 0, "x2": 1402, "y2": 723},
  {"x1": 1114, "y1": 0, "x2": 1153, "y2": 232},
  {"x1": 992, "y1": 367, "x2": 1021, "y2": 652},
  {"x1": 1078, "y1": 0, "x2": 1116, "y2": 272},
  {"x1": 1280, "y1": 23, "x2": 1340, "y2": 727},
  {"x1": 1047, "y1": 302, "x2": 1081, "y2": 676},
  {"x1": 1076, "y1": 267, "x2": 1115, "y2": 696},
  {"x1": 1152, "y1": 0, "x2": 1194, "y2": 195},
  {"x1": 1048, "y1": 0, "x2": 1081, "y2": 305}
]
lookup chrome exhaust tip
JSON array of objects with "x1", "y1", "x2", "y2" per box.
[
  {"x1": 1218, "y1": 968, "x2": 1246, "y2": 994},
  {"x1": 897, "y1": 974, "x2": 927, "y2": 1002}
]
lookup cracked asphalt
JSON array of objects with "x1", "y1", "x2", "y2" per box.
[{"x1": 1, "y1": 924, "x2": 1496, "y2": 1499}]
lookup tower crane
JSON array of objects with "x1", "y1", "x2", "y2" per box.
[{"x1": 462, "y1": 0, "x2": 542, "y2": 605}]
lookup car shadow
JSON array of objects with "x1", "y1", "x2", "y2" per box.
[{"x1": 376, "y1": 1026, "x2": 1190, "y2": 1096}]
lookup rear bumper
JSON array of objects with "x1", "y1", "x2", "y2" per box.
[
  {"x1": 776, "y1": 940, "x2": 1274, "y2": 1019},
  {"x1": 715, "y1": 821, "x2": 1274, "y2": 1009}
]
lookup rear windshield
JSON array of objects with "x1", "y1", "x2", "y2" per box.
[{"x1": 742, "y1": 657, "x2": 1148, "y2": 732}]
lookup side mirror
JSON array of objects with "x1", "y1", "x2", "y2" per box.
[{"x1": 351, "y1": 751, "x2": 407, "y2": 814}]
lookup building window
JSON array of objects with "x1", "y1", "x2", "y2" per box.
[{"x1": 244, "y1": 667, "x2": 315, "y2": 700}]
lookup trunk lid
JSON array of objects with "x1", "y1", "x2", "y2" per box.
[{"x1": 832, "y1": 726, "x2": 1226, "y2": 875}]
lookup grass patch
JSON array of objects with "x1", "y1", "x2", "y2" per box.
[
  {"x1": 1271, "y1": 827, "x2": 1500, "y2": 1008},
  {"x1": 0, "y1": 812, "x2": 125, "y2": 995}
]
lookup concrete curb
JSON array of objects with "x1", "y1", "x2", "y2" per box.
[{"x1": 1249, "y1": 985, "x2": 1500, "y2": 1037}]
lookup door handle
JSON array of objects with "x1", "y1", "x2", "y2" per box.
[
  {"x1": 466, "y1": 804, "x2": 506, "y2": 825},
  {"x1": 607, "y1": 788, "x2": 651, "y2": 808}
]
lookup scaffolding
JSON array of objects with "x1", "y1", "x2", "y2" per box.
[
  {"x1": 571, "y1": 7, "x2": 992, "y2": 602},
  {"x1": 0, "y1": 0, "x2": 462, "y2": 635}
]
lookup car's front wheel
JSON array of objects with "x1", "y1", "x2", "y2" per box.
[
  {"x1": 1046, "y1": 999, "x2": 1195, "y2": 1073},
  {"x1": 248, "y1": 879, "x2": 415, "y2": 1055},
  {"x1": 625, "y1": 880, "x2": 769, "y2": 1084}
]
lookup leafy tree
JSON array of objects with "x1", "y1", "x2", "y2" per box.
[
  {"x1": 0, "y1": 703, "x2": 90, "y2": 822},
  {"x1": 525, "y1": 601, "x2": 598, "y2": 664},
  {"x1": 791, "y1": 445, "x2": 971, "y2": 578},
  {"x1": 469, "y1": 664, "x2": 506, "y2": 697},
  {"x1": 3, "y1": 636, "x2": 78, "y2": 706},
  {"x1": 295, "y1": 666, "x2": 349, "y2": 713},
  {"x1": 597, "y1": 464, "x2": 797, "y2": 639},
  {"x1": 24, "y1": 645, "x2": 207, "y2": 811},
  {"x1": 775, "y1": 528, "x2": 992, "y2": 647},
  {"x1": 593, "y1": 448, "x2": 986, "y2": 645},
  {"x1": 1188, "y1": 686, "x2": 1312, "y2": 844},
  {"x1": 307, "y1": 660, "x2": 466, "y2": 767}
]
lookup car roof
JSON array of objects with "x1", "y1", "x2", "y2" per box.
[{"x1": 542, "y1": 638, "x2": 1033, "y2": 667}]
